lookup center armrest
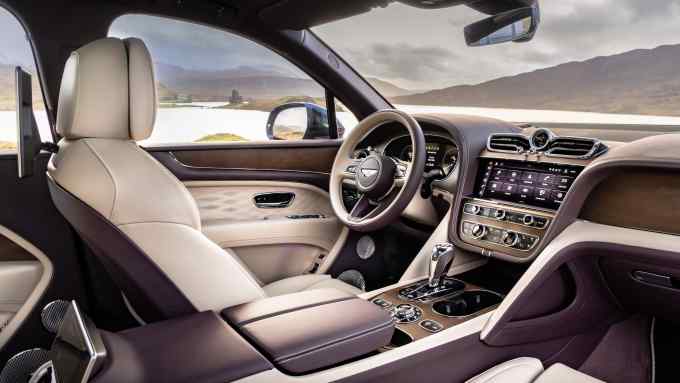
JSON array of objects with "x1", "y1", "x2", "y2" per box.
[
  {"x1": 222, "y1": 288, "x2": 395, "y2": 374},
  {"x1": 224, "y1": 288, "x2": 355, "y2": 326}
]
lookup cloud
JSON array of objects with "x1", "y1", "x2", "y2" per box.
[{"x1": 346, "y1": 43, "x2": 457, "y2": 84}]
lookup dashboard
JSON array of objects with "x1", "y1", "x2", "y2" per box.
[{"x1": 383, "y1": 135, "x2": 458, "y2": 178}]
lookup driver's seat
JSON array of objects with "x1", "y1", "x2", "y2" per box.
[{"x1": 47, "y1": 37, "x2": 360, "y2": 323}]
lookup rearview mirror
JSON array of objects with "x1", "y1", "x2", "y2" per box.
[
  {"x1": 266, "y1": 102, "x2": 344, "y2": 140},
  {"x1": 464, "y1": 4, "x2": 540, "y2": 47}
]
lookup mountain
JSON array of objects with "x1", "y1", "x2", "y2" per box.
[
  {"x1": 154, "y1": 62, "x2": 324, "y2": 100},
  {"x1": 394, "y1": 43, "x2": 680, "y2": 117},
  {"x1": 365, "y1": 77, "x2": 413, "y2": 97}
]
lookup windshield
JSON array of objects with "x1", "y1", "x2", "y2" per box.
[{"x1": 314, "y1": 2, "x2": 680, "y2": 127}]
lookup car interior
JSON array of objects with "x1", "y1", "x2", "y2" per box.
[{"x1": 0, "y1": 0, "x2": 677, "y2": 382}]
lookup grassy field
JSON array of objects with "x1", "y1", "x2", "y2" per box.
[
  {"x1": 0, "y1": 141, "x2": 16, "y2": 149},
  {"x1": 194, "y1": 133, "x2": 247, "y2": 142}
]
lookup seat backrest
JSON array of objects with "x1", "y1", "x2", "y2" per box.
[{"x1": 48, "y1": 38, "x2": 265, "y2": 322}]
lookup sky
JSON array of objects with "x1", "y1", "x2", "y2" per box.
[
  {"x1": 314, "y1": 0, "x2": 680, "y2": 90},
  {"x1": 0, "y1": 8, "x2": 37, "y2": 70},
  {"x1": 3, "y1": 1, "x2": 680, "y2": 92}
]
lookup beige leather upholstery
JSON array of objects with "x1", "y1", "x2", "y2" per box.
[
  {"x1": 466, "y1": 358, "x2": 604, "y2": 383},
  {"x1": 535, "y1": 364, "x2": 604, "y2": 383},
  {"x1": 0, "y1": 261, "x2": 42, "y2": 330},
  {"x1": 263, "y1": 274, "x2": 362, "y2": 296},
  {"x1": 466, "y1": 358, "x2": 544, "y2": 383},
  {"x1": 49, "y1": 37, "x2": 358, "y2": 315}
]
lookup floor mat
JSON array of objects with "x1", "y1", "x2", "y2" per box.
[{"x1": 579, "y1": 314, "x2": 652, "y2": 383}]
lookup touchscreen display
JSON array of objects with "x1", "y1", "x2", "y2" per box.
[{"x1": 475, "y1": 159, "x2": 582, "y2": 210}]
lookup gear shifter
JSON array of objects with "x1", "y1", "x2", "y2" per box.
[{"x1": 429, "y1": 243, "x2": 456, "y2": 287}]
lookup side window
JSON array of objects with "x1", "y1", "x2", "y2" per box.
[
  {"x1": 0, "y1": 8, "x2": 51, "y2": 152},
  {"x1": 109, "y1": 15, "x2": 356, "y2": 145}
]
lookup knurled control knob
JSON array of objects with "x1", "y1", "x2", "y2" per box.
[
  {"x1": 393, "y1": 304, "x2": 422, "y2": 323},
  {"x1": 502, "y1": 231, "x2": 519, "y2": 247},
  {"x1": 471, "y1": 224, "x2": 487, "y2": 239},
  {"x1": 494, "y1": 209, "x2": 506, "y2": 220},
  {"x1": 523, "y1": 214, "x2": 535, "y2": 226},
  {"x1": 470, "y1": 205, "x2": 481, "y2": 215}
]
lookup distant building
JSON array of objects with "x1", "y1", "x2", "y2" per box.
[
  {"x1": 176, "y1": 94, "x2": 193, "y2": 103},
  {"x1": 229, "y1": 89, "x2": 243, "y2": 104}
]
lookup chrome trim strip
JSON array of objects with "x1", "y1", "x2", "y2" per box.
[{"x1": 486, "y1": 133, "x2": 531, "y2": 154}]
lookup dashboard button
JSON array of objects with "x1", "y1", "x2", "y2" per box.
[
  {"x1": 491, "y1": 168, "x2": 508, "y2": 181},
  {"x1": 488, "y1": 181, "x2": 502, "y2": 195},
  {"x1": 507, "y1": 170, "x2": 521, "y2": 181},
  {"x1": 550, "y1": 190, "x2": 566, "y2": 204},
  {"x1": 420, "y1": 319, "x2": 443, "y2": 333},
  {"x1": 538, "y1": 174, "x2": 556, "y2": 186},
  {"x1": 517, "y1": 185, "x2": 534, "y2": 199},
  {"x1": 556, "y1": 176, "x2": 573, "y2": 190},
  {"x1": 501, "y1": 183, "x2": 517, "y2": 197},
  {"x1": 522, "y1": 172, "x2": 538, "y2": 185},
  {"x1": 534, "y1": 188, "x2": 550, "y2": 202}
]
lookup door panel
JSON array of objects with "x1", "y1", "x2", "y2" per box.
[
  {"x1": 185, "y1": 180, "x2": 344, "y2": 284},
  {"x1": 149, "y1": 142, "x2": 349, "y2": 283},
  {"x1": 170, "y1": 141, "x2": 340, "y2": 173},
  {"x1": 0, "y1": 229, "x2": 51, "y2": 350}
]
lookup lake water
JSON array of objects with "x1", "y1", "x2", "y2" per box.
[{"x1": 3, "y1": 104, "x2": 680, "y2": 146}]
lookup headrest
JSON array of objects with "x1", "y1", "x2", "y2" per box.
[{"x1": 56, "y1": 37, "x2": 157, "y2": 141}]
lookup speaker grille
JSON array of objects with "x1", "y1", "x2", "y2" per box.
[
  {"x1": 41, "y1": 300, "x2": 70, "y2": 334},
  {"x1": 337, "y1": 269, "x2": 366, "y2": 291},
  {"x1": 0, "y1": 349, "x2": 49, "y2": 383}
]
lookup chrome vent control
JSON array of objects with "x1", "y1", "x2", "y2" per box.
[{"x1": 487, "y1": 134, "x2": 531, "y2": 153}]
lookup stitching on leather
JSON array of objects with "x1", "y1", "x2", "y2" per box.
[
  {"x1": 275, "y1": 319, "x2": 395, "y2": 363},
  {"x1": 81, "y1": 139, "x2": 118, "y2": 220},
  {"x1": 234, "y1": 296, "x2": 354, "y2": 327}
]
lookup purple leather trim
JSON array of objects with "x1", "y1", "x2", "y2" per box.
[
  {"x1": 47, "y1": 175, "x2": 197, "y2": 323},
  {"x1": 90, "y1": 312, "x2": 272, "y2": 383},
  {"x1": 235, "y1": 298, "x2": 394, "y2": 374},
  {"x1": 223, "y1": 288, "x2": 355, "y2": 326}
]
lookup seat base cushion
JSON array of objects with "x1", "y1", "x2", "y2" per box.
[
  {"x1": 466, "y1": 357, "x2": 544, "y2": 383},
  {"x1": 262, "y1": 274, "x2": 363, "y2": 297},
  {"x1": 466, "y1": 358, "x2": 604, "y2": 383}
]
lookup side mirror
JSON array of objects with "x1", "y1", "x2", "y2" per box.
[
  {"x1": 266, "y1": 102, "x2": 344, "y2": 140},
  {"x1": 464, "y1": 4, "x2": 540, "y2": 47}
]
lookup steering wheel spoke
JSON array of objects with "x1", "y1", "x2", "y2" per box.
[
  {"x1": 340, "y1": 159, "x2": 362, "y2": 180},
  {"x1": 348, "y1": 189, "x2": 400, "y2": 223}
]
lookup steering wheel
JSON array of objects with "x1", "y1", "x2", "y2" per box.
[{"x1": 330, "y1": 109, "x2": 426, "y2": 232}]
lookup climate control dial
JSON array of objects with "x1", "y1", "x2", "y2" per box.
[
  {"x1": 471, "y1": 224, "x2": 487, "y2": 239},
  {"x1": 502, "y1": 231, "x2": 519, "y2": 247}
]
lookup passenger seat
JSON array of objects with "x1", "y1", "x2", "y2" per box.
[{"x1": 466, "y1": 357, "x2": 604, "y2": 383}]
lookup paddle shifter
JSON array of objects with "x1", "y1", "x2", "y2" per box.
[{"x1": 429, "y1": 243, "x2": 456, "y2": 287}]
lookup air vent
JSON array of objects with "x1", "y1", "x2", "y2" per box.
[
  {"x1": 487, "y1": 134, "x2": 531, "y2": 153},
  {"x1": 545, "y1": 137, "x2": 606, "y2": 159}
]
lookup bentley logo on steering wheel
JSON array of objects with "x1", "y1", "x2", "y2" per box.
[{"x1": 360, "y1": 168, "x2": 378, "y2": 177}]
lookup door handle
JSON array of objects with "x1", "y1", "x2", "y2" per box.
[{"x1": 253, "y1": 192, "x2": 295, "y2": 208}]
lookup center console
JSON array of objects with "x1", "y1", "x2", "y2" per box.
[{"x1": 459, "y1": 158, "x2": 584, "y2": 260}]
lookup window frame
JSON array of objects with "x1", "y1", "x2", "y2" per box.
[
  {"x1": 107, "y1": 13, "x2": 350, "y2": 145},
  {"x1": 0, "y1": 4, "x2": 55, "y2": 144}
]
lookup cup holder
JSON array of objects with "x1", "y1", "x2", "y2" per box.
[
  {"x1": 385, "y1": 328, "x2": 413, "y2": 348},
  {"x1": 432, "y1": 290, "x2": 502, "y2": 317}
]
